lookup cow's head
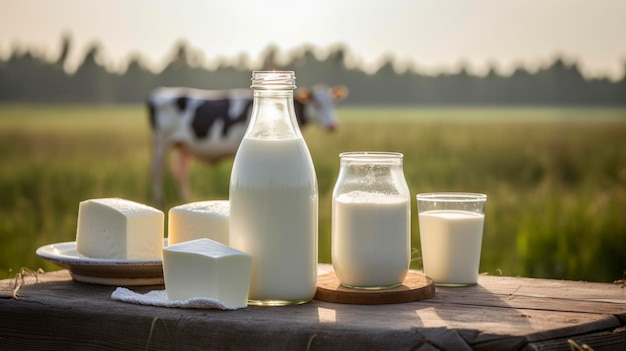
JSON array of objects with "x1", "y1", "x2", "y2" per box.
[{"x1": 295, "y1": 85, "x2": 349, "y2": 131}]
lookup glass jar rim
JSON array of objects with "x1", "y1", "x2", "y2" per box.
[
  {"x1": 339, "y1": 151, "x2": 404, "y2": 161},
  {"x1": 416, "y1": 192, "x2": 487, "y2": 202}
]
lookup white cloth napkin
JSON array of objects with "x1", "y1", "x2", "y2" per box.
[{"x1": 111, "y1": 287, "x2": 245, "y2": 310}]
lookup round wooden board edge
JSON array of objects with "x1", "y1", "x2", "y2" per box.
[{"x1": 314, "y1": 270, "x2": 435, "y2": 305}]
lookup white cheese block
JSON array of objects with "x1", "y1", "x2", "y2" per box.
[
  {"x1": 168, "y1": 200, "x2": 229, "y2": 245},
  {"x1": 162, "y1": 238, "x2": 252, "y2": 308},
  {"x1": 76, "y1": 198, "x2": 164, "y2": 259}
]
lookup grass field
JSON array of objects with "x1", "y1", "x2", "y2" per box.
[{"x1": 1, "y1": 104, "x2": 625, "y2": 283}]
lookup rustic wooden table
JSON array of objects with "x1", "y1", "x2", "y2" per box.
[{"x1": 1, "y1": 267, "x2": 625, "y2": 351}]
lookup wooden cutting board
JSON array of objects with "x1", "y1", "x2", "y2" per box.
[{"x1": 315, "y1": 270, "x2": 435, "y2": 305}]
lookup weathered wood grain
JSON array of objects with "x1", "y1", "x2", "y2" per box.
[{"x1": 1, "y1": 269, "x2": 625, "y2": 351}]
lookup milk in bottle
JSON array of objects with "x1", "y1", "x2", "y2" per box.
[{"x1": 229, "y1": 71, "x2": 318, "y2": 306}]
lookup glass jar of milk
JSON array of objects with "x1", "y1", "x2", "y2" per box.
[
  {"x1": 229, "y1": 71, "x2": 318, "y2": 306},
  {"x1": 331, "y1": 152, "x2": 411, "y2": 289}
]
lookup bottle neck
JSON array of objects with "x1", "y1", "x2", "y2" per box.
[{"x1": 246, "y1": 73, "x2": 301, "y2": 140}]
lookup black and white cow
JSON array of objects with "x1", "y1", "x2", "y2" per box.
[{"x1": 147, "y1": 85, "x2": 348, "y2": 204}]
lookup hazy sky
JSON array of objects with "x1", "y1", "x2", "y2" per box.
[{"x1": 1, "y1": 0, "x2": 625, "y2": 80}]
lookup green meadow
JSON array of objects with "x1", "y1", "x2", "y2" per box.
[{"x1": 1, "y1": 104, "x2": 625, "y2": 283}]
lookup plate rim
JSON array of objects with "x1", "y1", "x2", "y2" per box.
[{"x1": 36, "y1": 241, "x2": 164, "y2": 266}]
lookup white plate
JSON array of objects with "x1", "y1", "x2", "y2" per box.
[{"x1": 36, "y1": 241, "x2": 165, "y2": 286}]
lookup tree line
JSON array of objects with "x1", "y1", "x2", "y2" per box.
[{"x1": 1, "y1": 36, "x2": 624, "y2": 105}]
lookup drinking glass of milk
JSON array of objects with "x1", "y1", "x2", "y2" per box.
[
  {"x1": 332, "y1": 152, "x2": 411, "y2": 290},
  {"x1": 416, "y1": 193, "x2": 487, "y2": 286}
]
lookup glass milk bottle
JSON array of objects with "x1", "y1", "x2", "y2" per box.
[
  {"x1": 332, "y1": 152, "x2": 410, "y2": 289},
  {"x1": 229, "y1": 71, "x2": 318, "y2": 306}
]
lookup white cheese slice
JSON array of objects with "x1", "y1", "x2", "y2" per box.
[
  {"x1": 162, "y1": 238, "x2": 252, "y2": 308},
  {"x1": 168, "y1": 200, "x2": 229, "y2": 245},
  {"x1": 76, "y1": 198, "x2": 164, "y2": 259}
]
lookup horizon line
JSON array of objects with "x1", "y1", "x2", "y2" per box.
[{"x1": 1, "y1": 34, "x2": 625, "y2": 82}]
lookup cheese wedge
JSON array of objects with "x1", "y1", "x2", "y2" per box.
[
  {"x1": 168, "y1": 200, "x2": 229, "y2": 245},
  {"x1": 162, "y1": 238, "x2": 252, "y2": 308},
  {"x1": 76, "y1": 198, "x2": 164, "y2": 259}
]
